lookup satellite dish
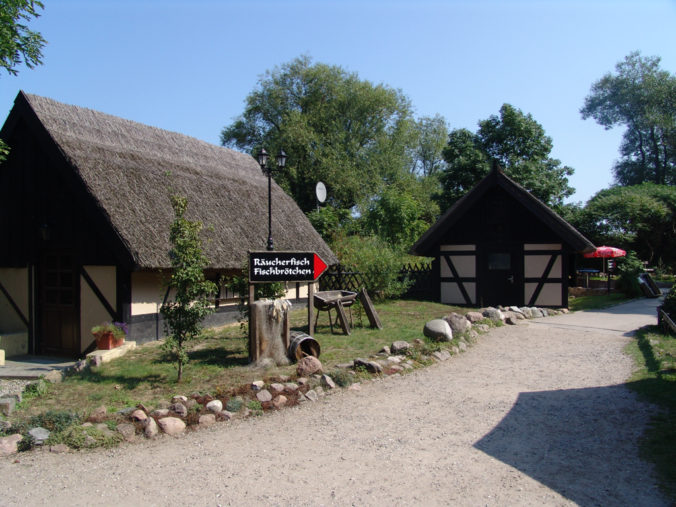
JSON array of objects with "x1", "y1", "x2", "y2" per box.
[{"x1": 315, "y1": 181, "x2": 327, "y2": 203}]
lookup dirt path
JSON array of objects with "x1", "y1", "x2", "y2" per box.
[{"x1": 0, "y1": 317, "x2": 668, "y2": 506}]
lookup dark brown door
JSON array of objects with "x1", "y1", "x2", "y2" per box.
[
  {"x1": 39, "y1": 251, "x2": 79, "y2": 355},
  {"x1": 481, "y1": 244, "x2": 523, "y2": 307}
]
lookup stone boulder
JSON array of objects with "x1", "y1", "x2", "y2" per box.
[
  {"x1": 272, "y1": 396, "x2": 288, "y2": 409},
  {"x1": 482, "y1": 307, "x2": 505, "y2": 322},
  {"x1": 256, "y1": 389, "x2": 272, "y2": 403},
  {"x1": 28, "y1": 427, "x2": 50, "y2": 445},
  {"x1": 157, "y1": 417, "x2": 186, "y2": 436},
  {"x1": 390, "y1": 341, "x2": 411, "y2": 354},
  {"x1": 0, "y1": 434, "x2": 23, "y2": 456},
  {"x1": 423, "y1": 319, "x2": 453, "y2": 342},
  {"x1": 465, "y1": 311, "x2": 484, "y2": 323},
  {"x1": 169, "y1": 403, "x2": 188, "y2": 418},
  {"x1": 353, "y1": 358, "x2": 383, "y2": 373},
  {"x1": 116, "y1": 423, "x2": 136, "y2": 442},
  {"x1": 206, "y1": 400, "x2": 223, "y2": 413},
  {"x1": 296, "y1": 356, "x2": 323, "y2": 377},
  {"x1": 144, "y1": 417, "x2": 158, "y2": 439},
  {"x1": 198, "y1": 414, "x2": 216, "y2": 427},
  {"x1": 444, "y1": 312, "x2": 472, "y2": 334}
]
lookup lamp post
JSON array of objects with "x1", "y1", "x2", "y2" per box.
[{"x1": 258, "y1": 148, "x2": 287, "y2": 251}]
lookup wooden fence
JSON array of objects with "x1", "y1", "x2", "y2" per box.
[{"x1": 319, "y1": 262, "x2": 433, "y2": 299}]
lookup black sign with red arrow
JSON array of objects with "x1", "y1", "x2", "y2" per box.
[{"x1": 249, "y1": 251, "x2": 329, "y2": 283}]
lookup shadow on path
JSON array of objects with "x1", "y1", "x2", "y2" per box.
[{"x1": 474, "y1": 384, "x2": 665, "y2": 506}]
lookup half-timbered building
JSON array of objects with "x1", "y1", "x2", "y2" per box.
[
  {"x1": 411, "y1": 166, "x2": 594, "y2": 308},
  {"x1": 0, "y1": 92, "x2": 336, "y2": 358}
]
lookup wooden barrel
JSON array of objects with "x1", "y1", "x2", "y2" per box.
[{"x1": 288, "y1": 331, "x2": 321, "y2": 361}]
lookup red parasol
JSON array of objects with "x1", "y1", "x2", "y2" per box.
[
  {"x1": 583, "y1": 246, "x2": 627, "y2": 258},
  {"x1": 583, "y1": 246, "x2": 627, "y2": 293}
]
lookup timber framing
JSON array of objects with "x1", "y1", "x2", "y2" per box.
[{"x1": 412, "y1": 166, "x2": 594, "y2": 308}]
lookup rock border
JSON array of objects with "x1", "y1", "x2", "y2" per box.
[{"x1": 0, "y1": 305, "x2": 565, "y2": 455}]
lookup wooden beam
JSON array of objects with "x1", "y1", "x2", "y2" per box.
[
  {"x1": 335, "y1": 300, "x2": 351, "y2": 335},
  {"x1": 308, "y1": 282, "x2": 315, "y2": 336},
  {"x1": 660, "y1": 310, "x2": 676, "y2": 334},
  {"x1": 359, "y1": 288, "x2": 382, "y2": 329}
]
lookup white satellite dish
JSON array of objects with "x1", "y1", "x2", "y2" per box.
[{"x1": 316, "y1": 181, "x2": 327, "y2": 203}]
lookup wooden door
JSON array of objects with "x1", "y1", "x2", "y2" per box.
[
  {"x1": 481, "y1": 244, "x2": 523, "y2": 307},
  {"x1": 39, "y1": 251, "x2": 79, "y2": 355}
]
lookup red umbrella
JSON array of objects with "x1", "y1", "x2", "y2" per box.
[
  {"x1": 583, "y1": 246, "x2": 627, "y2": 293},
  {"x1": 583, "y1": 246, "x2": 627, "y2": 258}
]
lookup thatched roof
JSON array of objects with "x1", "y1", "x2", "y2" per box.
[
  {"x1": 5, "y1": 91, "x2": 336, "y2": 269},
  {"x1": 412, "y1": 166, "x2": 595, "y2": 256}
]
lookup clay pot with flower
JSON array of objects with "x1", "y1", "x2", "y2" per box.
[{"x1": 91, "y1": 322, "x2": 128, "y2": 350}]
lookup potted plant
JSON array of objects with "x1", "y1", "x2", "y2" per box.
[{"x1": 91, "y1": 322, "x2": 128, "y2": 350}]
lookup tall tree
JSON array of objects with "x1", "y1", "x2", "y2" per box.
[
  {"x1": 572, "y1": 184, "x2": 676, "y2": 267},
  {"x1": 221, "y1": 55, "x2": 416, "y2": 212},
  {"x1": 437, "y1": 104, "x2": 574, "y2": 210},
  {"x1": 410, "y1": 114, "x2": 448, "y2": 177},
  {"x1": 581, "y1": 51, "x2": 676, "y2": 186}
]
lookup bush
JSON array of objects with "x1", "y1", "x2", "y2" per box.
[
  {"x1": 661, "y1": 288, "x2": 676, "y2": 320},
  {"x1": 616, "y1": 251, "x2": 644, "y2": 298},
  {"x1": 330, "y1": 233, "x2": 413, "y2": 299}
]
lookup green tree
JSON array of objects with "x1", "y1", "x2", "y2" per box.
[
  {"x1": 437, "y1": 104, "x2": 574, "y2": 210},
  {"x1": 573, "y1": 184, "x2": 676, "y2": 266},
  {"x1": 410, "y1": 114, "x2": 448, "y2": 177},
  {"x1": 360, "y1": 174, "x2": 439, "y2": 248},
  {"x1": 221, "y1": 55, "x2": 416, "y2": 212},
  {"x1": 0, "y1": 0, "x2": 46, "y2": 158},
  {"x1": 160, "y1": 195, "x2": 217, "y2": 382},
  {"x1": 0, "y1": 0, "x2": 45, "y2": 75},
  {"x1": 581, "y1": 51, "x2": 676, "y2": 186}
]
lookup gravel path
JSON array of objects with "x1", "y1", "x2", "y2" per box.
[{"x1": 0, "y1": 319, "x2": 668, "y2": 506}]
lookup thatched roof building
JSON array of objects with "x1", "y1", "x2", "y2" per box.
[
  {"x1": 4, "y1": 92, "x2": 335, "y2": 268},
  {"x1": 0, "y1": 91, "x2": 336, "y2": 357}
]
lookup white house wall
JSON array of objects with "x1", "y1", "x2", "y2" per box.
[
  {"x1": 440, "y1": 245, "x2": 476, "y2": 305},
  {"x1": 131, "y1": 272, "x2": 310, "y2": 317},
  {"x1": 523, "y1": 243, "x2": 564, "y2": 306},
  {"x1": 80, "y1": 266, "x2": 117, "y2": 353}
]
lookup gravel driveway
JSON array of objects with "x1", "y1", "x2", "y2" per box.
[{"x1": 0, "y1": 304, "x2": 669, "y2": 506}]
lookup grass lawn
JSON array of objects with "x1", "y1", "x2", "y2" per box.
[
  {"x1": 7, "y1": 299, "x2": 460, "y2": 422},
  {"x1": 625, "y1": 326, "x2": 676, "y2": 500},
  {"x1": 568, "y1": 292, "x2": 631, "y2": 311}
]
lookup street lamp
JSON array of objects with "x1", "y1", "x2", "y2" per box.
[{"x1": 258, "y1": 148, "x2": 287, "y2": 251}]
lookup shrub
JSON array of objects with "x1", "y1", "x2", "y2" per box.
[
  {"x1": 616, "y1": 251, "x2": 645, "y2": 297},
  {"x1": 330, "y1": 233, "x2": 413, "y2": 299}
]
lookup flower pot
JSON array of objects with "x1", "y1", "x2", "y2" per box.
[{"x1": 95, "y1": 331, "x2": 124, "y2": 350}]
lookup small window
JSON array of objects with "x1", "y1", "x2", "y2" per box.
[{"x1": 488, "y1": 253, "x2": 511, "y2": 270}]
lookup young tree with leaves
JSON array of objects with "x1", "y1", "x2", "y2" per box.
[
  {"x1": 581, "y1": 51, "x2": 676, "y2": 186},
  {"x1": 160, "y1": 195, "x2": 216, "y2": 382}
]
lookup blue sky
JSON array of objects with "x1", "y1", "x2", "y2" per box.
[{"x1": 1, "y1": 0, "x2": 675, "y2": 204}]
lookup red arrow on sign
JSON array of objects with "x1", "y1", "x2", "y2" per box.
[{"x1": 313, "y1": 253, "x2": 328, "y2": 281}]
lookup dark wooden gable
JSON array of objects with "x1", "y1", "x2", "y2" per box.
[
  {"x1": 412, "y1": 168, "x2": 594, "y2": 257},
  {"x1": 0, "y1": 93, "x2": 136, "y2": 269}
]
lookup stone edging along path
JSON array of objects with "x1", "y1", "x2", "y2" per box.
[{"x1": 0, "y1": 305, "x2": 564, "y2": 455}]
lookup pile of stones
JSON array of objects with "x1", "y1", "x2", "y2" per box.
[{"x1": 424, "y1": 305, "x2": 567, "y2": 343}]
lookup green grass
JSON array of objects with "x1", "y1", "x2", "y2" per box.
[
  {"x1": 625, "y1": 326, "x2": 676, "y2": 500},
  {"x1": 568, "y1": 293, "x2": 630, "y2": 311},
  {"x1": 7, "y1": 299, "x2": 460, "y2": 422}
]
